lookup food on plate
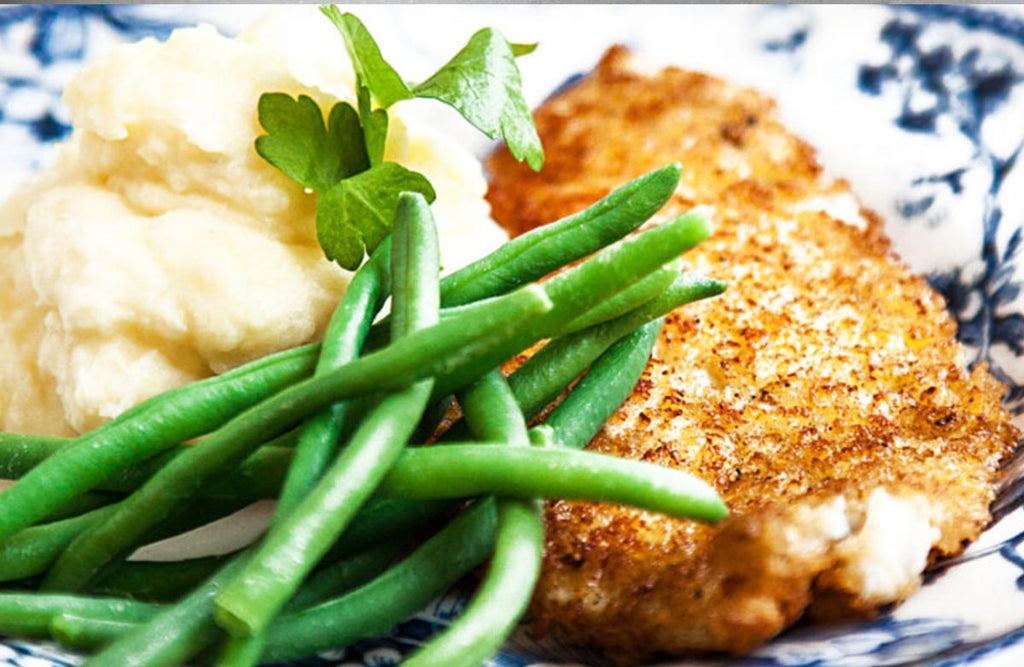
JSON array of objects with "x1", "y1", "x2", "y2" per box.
[
  {"x1": 0, "y1": 176, "x2": 727, "y2": 666},
  {"x1": 486, "y1": 46, "x2": 1021, "y2": 662},
  {"x1": 4, "y1": 3, "x2": 1018, "y2": 665},
  {"x1": 0, "y1": 8, "x2": 736, "y2": 667},
  {"x1": 0, "y1": 8, "x2": 505, "y2": 437}
]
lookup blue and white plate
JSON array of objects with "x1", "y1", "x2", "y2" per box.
[{"x1": 2, "y1": 4, "x2": 1024, "y2": 667}]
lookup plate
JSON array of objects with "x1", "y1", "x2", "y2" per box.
[{"x1": 2, "y1": 4, "x2": 1024, "y2": 667}]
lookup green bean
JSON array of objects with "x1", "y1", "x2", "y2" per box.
[
  {"x1": 48, "y1": 540, "x2": 413, "y2": 652},
  {"x1": 439, "y1": 271, "x2": 711, "y2": 444},
  {"x1": 40, "y1": 280, "x2": 549, "y2": 592},
  {"x1": 274, "y1": 416, "x2": 339, "y2": 513},
  {"x1": 215, "y1": 634, "x2": 264, "y2": 667},
  {"x1": 510, "y1": 272, "x2": 725, "y2": 419},
  {"x1": 388, "y1": 194, "x2": 441, "y2": 337},
  {"x1": 528, "y1": 424, "x2": 557, "y2": 448},
  {"x1": 88, "y1": 555, "x2": 226, "y2": 603},
  {"x1": 0, "y1": 343, "x2": 319, "y2": 543},
  {"x1": 211, "y1": 522, "x2": 403, "y2": 667},
  {"x1": 38, "y1": 491, "x2": 121, "y2": 523},
  {"x1": 276, "y1": 238, "x2": 392, "y2": 519},
  {"x1": 552, "y1": 259, "x2": 679, "y2": 337},
  {"x1": 100, "y1": 446, "x2": 293, "y2": 502},
  {"x1": 324, "y1": 497, "x2": 457, "y2": 560},
  {"x1": 378, "y1": 444, "x2": 728, "y2": 523},
  {"x1": 259, "y1": 498, "x2": 498, "y2": 663},
  {"x1": 0, "y1": 592, "x2": 158, "y2": 638},
  {"x1": 0, "y1": 439, "x2": 287, "y2": 503},
  {"x1": 539, "y1": 210, "x2": 710, "y2": 323},
  {"x1": 0, "y1": 431, "x2": 65, "y2": 451},
  {"x1": 283, "y1": 540, "x2": 408, "y2": 612},
  {"x1": 439, "y1": 163, "x2": 683, "y2": 307},
  {"x1": 0, "y1": 429, "x2": 302, "y2": 503},
  {"x1": 190, "y1": 447, "x2": 293, "y2": 500},
  {"x1": 50, "y1": 613, "x2": 134, "y2": 652},
  {"x1": 457, "y1": 371, "x2": 532, "y2": 448},
  {"x1": 214, "y1": 192, "x2": 441, "y2": 637},
  {"x1": 404, "y1": 498, "x2": 543, "y2": 667},
  {"x1": 0, "y1": 505, "x2": 118, "y2": 583},
  {"x1": 430, "y1": 209, "x2": 712, "y2": 400},
  {"x1": 0, "y1": 437, "x2": 124, "y2": 522},
  {"x1": 80, "y1": 555, "x2": 249, "y2": 667},
  {"x1": 0, "y1": 425, "x2": 301, "y2": 470},
  {"x1": 0, "y1": 435, "x2": 124, "y2": 487},
  {"x1": 0, "y1": 431, "x2": 70, "y2": 475},
  {"x1": 545, "y1": 319, "x2": 662, "y2": 449},
  {"x1": 405, "y1": 372, "x2": 543, "y2": 667}
]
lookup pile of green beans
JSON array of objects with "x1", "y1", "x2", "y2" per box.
[{"x1": 0, "y1": 165, "x2": 729, "y2": 667}]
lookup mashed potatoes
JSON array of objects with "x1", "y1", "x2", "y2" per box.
[{"x1": 0, "y1": 10, "x2": 507, "y2": 436}]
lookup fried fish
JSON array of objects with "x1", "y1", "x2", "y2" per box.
[{"x1": 485, "y1": 47, "x2": 1020, "y2": 663}]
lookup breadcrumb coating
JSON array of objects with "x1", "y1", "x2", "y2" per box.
[{"x1": 486, "y1": 47, "x2": 1019, "y2": 663}]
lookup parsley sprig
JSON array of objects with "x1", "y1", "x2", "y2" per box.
[{"x1": 256, "y1": 6, "x2": 543, "y2": 270}]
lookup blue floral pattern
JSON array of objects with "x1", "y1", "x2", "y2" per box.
[{"x1": 2, "y1": 4, "x2": 1024, "y2": 667}]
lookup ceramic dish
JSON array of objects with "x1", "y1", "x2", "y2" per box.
[{"x1": 2, "y1": 5, "x2": 1023, "y2": 667}]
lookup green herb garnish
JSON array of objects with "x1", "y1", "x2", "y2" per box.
[
  {"x1": 255, "y1": 93, "x2": 368, "y2": 192},
  {"x1": 316, "y1": 163, "x2": 435, "y2": 270},
  {"x1": 255, "y1": 5, "x2": 543, "y2": 270}
]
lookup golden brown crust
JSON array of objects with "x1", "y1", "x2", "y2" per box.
[{"x1": 486, "y1": 47, "x2": 1020, "y2": 662}]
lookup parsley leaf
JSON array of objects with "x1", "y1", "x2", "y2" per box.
[
  {"x1": 316, "y1": 162, "x2": 436, "y2": 269},
  {"x1": 412, "y1": 28, "x2": 543, "y2": 171},
  {"x1": 255, "y1": 94, "x2": 368, "y2": 192},
  {"x1": 255, "y1": 7, "x2": 545, "y2": 270},
  {"x1": 358, "y1": 85, "x2": 389, "y2": 167},
  {"x1": 320, "y1": 7, "x2": 412, "y2": 108},
  {"x1": 326, "y1": 101, "x2": 371, "y2": 178},
  {"x1": 320, "y1": 7, "x2": 543, "y2": 172}
]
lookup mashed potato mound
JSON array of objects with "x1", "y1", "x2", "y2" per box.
[{"x1": 0, "y1": 10, "x2": 506, "y2": 435}]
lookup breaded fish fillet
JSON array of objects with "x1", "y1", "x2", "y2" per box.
[{"x1": 485, "y1": 47, "x2": 1020, "y2": 663}]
